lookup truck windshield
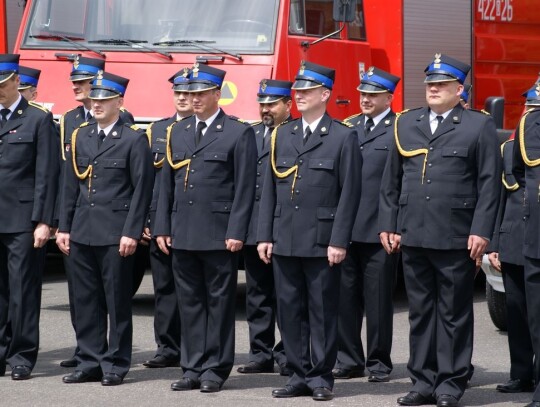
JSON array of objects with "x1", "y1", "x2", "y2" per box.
[{"x1": 22, "y1": 0, "x2": 280, "y2": 54}]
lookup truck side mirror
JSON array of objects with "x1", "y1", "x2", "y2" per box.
[
  {"x1": 333, "y1": 0, "x2": 357, "y2": 23},
  {"x1": 484, "y1": 96, "x2": 505, "y2": 129}
]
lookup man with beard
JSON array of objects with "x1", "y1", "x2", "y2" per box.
[{"x1": 237, "y1": 79, "x2": 292, "y2": 376}]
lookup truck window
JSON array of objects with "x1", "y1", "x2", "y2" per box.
[
  {"x1": 22, "y1": 0, "x2": 279, "y2": 54},
  {"x1": 289, "y1": 0, "x2": 339, "y2": 37},
  {"x1": 347, "y1": 0, "x2": 366, "y2": 41}
]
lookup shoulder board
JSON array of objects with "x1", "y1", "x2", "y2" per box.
[
  {"x1": 120, "y1": 107, "x2": 130, "y2": 113},
  {"x1": 468, "y1": 108, "x2": 491, "y2": 115},
  {"x1": 336, "y1": 119, "x2": 354, "y2": 128},
  {"x1": 250, "y1": 120, "x2": 262, "y2": 127},
  {"x1": 399, "y1": 107, "x2": 422, "y2": 115},
  {"x1": 128, "y1": 124, "x2": 140, "y2": 131},
  {"x1": 228, "y1": 115, "x2": 249, "y2": 124},
  {"x1": 152, "y1": 117, "x2": 172, "y2": 124},
  {"x1": 62, "y1": 106, "x2": 80, "y2": 116},
  {"x1": 28, "y1": 101, "x2": 50, "y2": 113},
  {"x1": 79, "y1": 121, "x2": 90, "y2": 128},
  {"x1": 344, "y1": 112, "x2": 361, "y2": 122}
]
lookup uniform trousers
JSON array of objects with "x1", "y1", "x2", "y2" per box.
[
  {"x1": 149, "y1": 239, "x2": 180, "y2": 360},
  {"x1": 501, "y1": 262, "x2": 533, "y2": 381},
  {"x1": 336, "y1": 242, "x2": 397, "y2": 374},
  {"x1": 523, "y1": 256, "x2": 540, "y2": 401},
  {"x1": 243, "y1": 245, "x2": 286, "y2": 367},
  {"x1": 0, "y1": 232, "x2": 44, "y2": 369},
  {"x1": 172, "y1": 249, "x2": 238, "y2": 386},
  {"x1": 402, "y1": 246, "x2": 474, "y2": 400},
  {"x1": 272, "y1": 255, "x2": 340, "y2": 390},
  {"x1": 69, "y1": 242, "x2": 134, "y2": 378},
  {"x1": 63, "y1": 254, "x2": 80, "y2": 360}
]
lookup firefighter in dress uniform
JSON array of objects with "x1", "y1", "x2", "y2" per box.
[
  {"x1": 18, "y1": 66, "x2": 40, "y2": 101},
  {"x1": 379, "y1": 54, "x2": 501, "y2": 407}
]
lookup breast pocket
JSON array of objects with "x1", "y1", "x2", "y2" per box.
[
  {"x1": 103, "y1": 158, "x2": 127, "y2": 183},
  {"x1": 152, "y1": 143, "x2": 166, "y2": 163},
  {"x1": 402, "y1": 144, "x2": 425, "y2": 173},
  {"x1": 308, "y1": 158, "x2": 334, "y2": 187},
  {"x1": 204, "y1": 152, "x2": 229, "y2": 178},
  {"x1": 275, "y1": 157, "x2": 296, "y2": 184},
  {"x1": 441, "y1": 147, "x2": 469, "y2": 175},
  {"x1": 7, "y1": 132, "x2": 34, "y2": 162},
  {"x1": 76, "y1": 156, "x2": 90, "y2": 173}
]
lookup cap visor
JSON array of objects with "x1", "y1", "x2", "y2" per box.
[
  {"x1": 172, "y1": 84, "x2": 190, "y2": 92},
  {"x1": 357, "y1": 83, "x2": 390, "y2": 93},
  {"x1": 187, "y1": 82, "x2": 218, "y2": 92},
  {"x1": 18, "y1": 84, "x2": 32, "y2": 90},
  {"x1": 525, "y1": 99, "x2": 540, "y2": 106},
  {"x1": 0, "y1": 72, "x2": 16, "y2": 84},
  {"x1": 257, "y1": 95, "x2": 284, "y2": 103},
  {"x1": 70, "y1": 74, "x2": 96, "y2": 82},
  {"x1": 89, "y1": 88, "x2": 122, "y2": 99},
  {"x1": 291, "y1": 79, "x2": 323, "y2": 90},
  {"x1": 424, "y1": 73, "x2": 459, "y2": 83}
]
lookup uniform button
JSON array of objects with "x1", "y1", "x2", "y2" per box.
[
  {"x1": 124, "y1": 204, "x2": 128, "y2": 208},
  {"x1": 426, "y1": 179, "x2": 431, "y2": 184},
  {"x1": 297, "y1": 175, "x2": 302, "y2": 179},
  {"x1": 190, "y1": 169, "x2": 195, "y2": 173},
  {"x1": 453, "y1": 150, "x2": 457, "y2": 155},
  {"x1": 360, "y1": 146, "x2": 364, "y2": 150},
  {"x1": 464, "y1": 202, "x2": 468, "y2": 207},
  {"x1": 90, "y1": 203, "x2": 95, "y2": 207},
  {"x1": 294, "y1": 205, "x2": 299, "y2": 210},
  {"x1": 91, "y1": 189, "x2": 96, "y2": 193},
  {"x1": 156, "y1": 147, "x2": 161, "y2": 151},
  {"x1": 188, "y1": 201, "x2": 193, "y2": 205},
  {"x1": 295, "y1": 190, "x2": 300, "y2": 194},
  {"x1": 425, "y1": 196, "x2": 430, "y2": 201},
  {"x1": 93, "y1": 174, "x2": 97, "y2": 178},
  {"x1": 428, "y1": 163, "x2": 432, "y2": 167},
  {"x1": 256, "y1": 185, "x2": 260, "y2": 189},
  {"x1": 429, "y1": 147, "x2": 434, "y2": 151},
  {"x1": 224, "y1": 206, "x2": 229, "y2": 210},
  {"x1": 257, "y1": 172, "x2": 261, "y2": 176},
  {"x1": 93, "y1": 161, "x2": 98, "y2": 165},
  {"x1": 214, "y1": 154, "x2": 218, "y2": 158},
  {"x1": 192, "y1": 154, "x2": 197, "y2": 158},
  {"x1": 189, "y1": 184, "x2": 194, "y2": 189},
  {"x1": 258, "y1": 161, "x2": 262, "y2": 165},
  {"x1": 523, "y1": 216, "x2": 527, "y2": 220},
  {"x1": 255, "y1": 196, "x2": 260, "y2": 201},
  {"x1": 0, "y1": 140, "x2": 3, "y2": 144},
  {"x1": 299, "y1": 159, "x2": 304, "y2": 164}
]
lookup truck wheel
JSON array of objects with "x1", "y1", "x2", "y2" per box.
[{"x1": 486, "y1": 281, "x2": 507, "y2": 331}]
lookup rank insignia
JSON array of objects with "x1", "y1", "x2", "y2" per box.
[
  {"x1": 112, "y1": 131, "x2": 118, "y2": 136},
  {"x1": 17, "y1": 110, "x2": 22, "y2": 114},
  {"x1": 384, "y1": 119, "x2": 391, "y2": 125},
  {"x1": 217, "y1": 124, "x2": 222, "y2": 129},
  {"x1": 294, "y1": 125, "x2": 298, "y2": 130},
  {"x1": 453, "y1": 116, "x2": 459, "y2": 122},
  {"x1": 187, "y1": 124, "x2": 191, "y2": 129},
  {"x1": 321, "y1": 127, "x2": 327, "y2": 132}
]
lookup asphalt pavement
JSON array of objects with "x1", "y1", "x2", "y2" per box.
[{"x1": 0, "y1": 256, "x2": 529, "y2": 406}]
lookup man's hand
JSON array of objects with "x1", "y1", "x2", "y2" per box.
[
  {"x1": 488, "y1": 252, "x2": 501, "y2": 272},
  {"x1": 119, "y1": 236, "x2": 138, "y2": 257},
  {"x1": 225, "y1": 239, "x2": 243, "y2": 252},
  {"x1": 257, "y1": 242, "x2": 273, "y2": 264},
  {"x1": 328, "y1": 245, "x2": 346, "y2": 266},
  {"x1": 380, "y1": 232, "x2": 401, "y2": 254},
  {"x1": 56, "y1": 232, "x2": 71, "y2": 256},
  {"x1": 156, "y1": 236, "x2": 171, "y2": 255},
  {"x1": 468, "y1": 235, "x2": 488, "y2": 260},
  {"x1": 34, "y1": 222, "x2": 50, "y2": 248},
  {"x1": 140, "y1": 227, "x2": 151, "y2": 246}
]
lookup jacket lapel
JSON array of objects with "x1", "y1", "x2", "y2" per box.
[
  {"x1": 0, "y1": 98, "x2": 27, "y2": 137},
  {"x1": 414, "y1": 108, "x2": 432, "y2": 141},
  {"x1": 194, "y1": 110, "x2": 224, "y2": 153},
  {"x1": 429, "y1": 105, "x2": 462, "y2": 143},
  {"x1": 361, "y1": 111, "x2": 395, "y2": 145},
  {"x1": 299, "y1": 113, "x2": 330, "y2": 155},
  {"x1": 94, "y1": 118, "x2": 125, "y2": 158}
]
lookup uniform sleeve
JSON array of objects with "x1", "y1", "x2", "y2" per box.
[
  {"x1": 329, "y1": 129, "x2": 362, "y2": 248},
  {"x1": 153, "y1": 150, "x2": 174, "y2": 237},
  {"x1": 513, "y1": 125, "x2": 526, "y2": 187},
  {"x1": 226, "y1": 125, "x2": 257, "y2": 241},
  {"x1": 257, "y1": 140, "x2": 277, "y2": 243},
  {"x1": 122, "y1": 133, "x2": 154, "y2": 239},
  {"x1": 33, "y1": 111, "x2": 60, "y2": 226},
  {"x1": 58, "y1": 131, "x2": 81, "y2": 233},
  {"x1": 378, "y1": 132, "x2": 403, "y2": 234}
]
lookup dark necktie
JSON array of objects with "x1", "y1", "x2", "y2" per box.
[
  {"x1": 195, "y1": 121, "x2": 207, "y2": 146},
  {"x1": 365, "y1": 117, "x2": 374, "y2": 135},
  {"x1": 98, "y1": 130, "x2": 106, "y2": 148},
  {"x1": 86, "y1": 111, "x2": 92, "y2": 122},
  {"x1": 263, "y1": 127, "x2": 273, "y2": 149},
  {"x1": 1, "y1": 108, "x2": 10, "y2": 127},
  {"x1": 303, "y1": 127, "x2": 312, "y2": 145},
  {"x1": 434, "y1": 115, "x2": 444, "y2": 133}
]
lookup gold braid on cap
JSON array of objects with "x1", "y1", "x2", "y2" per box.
[
  {"x1": 270, "y1": 124, "x2": 297, "y2": 199},
  {"x1": 519, "y1": 108, "x2": 540, "y2": 167},
  {"x1": 71, "y1": 125, "x2": 93, "y2": 197},
  {"x1": 394, "y1": 110, "x2": 429, "y2": 184},
  {"x1": 147, "y1": 122, "x2": 164, "y2": 168},
  {"x1": 166, "y1": 121, "x2": 191, "y2": 191},
  {"x1": 500, "y1": 140, "x2": 519, "y2": 191}
]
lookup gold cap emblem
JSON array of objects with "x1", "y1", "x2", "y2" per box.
[
  {"x1": 367, "y1": 66, "x2": 374, "y2": 77},
  {"x1": 299, "y1": 61, "x2": 306, "y2": 75},
  {"x1": 434, "y1": 53, "x2": 442, "y2": 69},
  {"x1": 95, "y1": 70, "x2": 103, "y2": 86},
  {"x1": 73, "y1": 55, "x2": 80, "y2": 69},
  {"x1": 182, "y1": 67, "x2": 190, "y2": 78},
  {"x1": 535, "y1": 82, "x2": 540, "y2": 97},
  {"x1": 192, "y1": 63, "x2": 199, "y2": 78},
  {"x1": 260, "y1": 79, "x2": 267, "y2": 92}
]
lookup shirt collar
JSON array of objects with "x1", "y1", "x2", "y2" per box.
[
  {"x1": 1, "y1": 93, "x2": 22, "y2": 114},
  {"x1": 367, "y1": 107, "x2": 391, "y2": 128},
  {"x1": 302, "y1": 114, "x2": 324, "y2": 134},
  {"x1": 195, "y1": 108, "x2": 221, "y2": 130},
  {"x1": 97, "y1": 120, "x2": 118, "y2": 137},
  {"x1": 429, "y1": 108, "x2": 452, "y2": 122}
]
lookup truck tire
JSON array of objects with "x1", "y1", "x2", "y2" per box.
[{"x1": 486, "y1": 281, "x2": 507, "y2": 331}]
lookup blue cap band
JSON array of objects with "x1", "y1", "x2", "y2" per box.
[
  {"x1": 300, "y1": 69, "x2": 333, "y2": 88},
  {"x1": 361, "y1": 73, "x2": 396, "y2": 92},
  {"x1": 461, "y1": 89, "x2": 469, "y2": 102},
  {"x1": 72, "y1": 63, "x2": 100, "y2": 75},
  {"x1": 0, "y1": 62, "x2": 18, "y2": 73},
  {"x1": 174, "y1": 76, "x2": 189, "y2": 84},
  {"x1": 259, "y1": 85, "x2": 291, "y2": 97},
  {"x1": 427, "y1": 62, "x2": 467, "y2": 83},
  {"x1": 98, "y1": 78, "x2": 126, "y2": 95},
  {"x1": 192, "y1": 71, "x2": 223, "y2": 87},
  {"x1": 19, "y1": 74, "x2": 38, "y2": 87},
  {"x1": 525, "y1": 88, "x2": 540, "y2": 99}
]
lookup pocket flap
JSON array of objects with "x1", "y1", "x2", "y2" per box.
[
  {"x1": 399, "y1": 194, "x2": 408, "y2": 205},
  {"x1": 442, "y1": 147, "x2": 468, "y2": 158},
  {"x1": 173, "y1": 151, "x2": 186, "y2": 161},
  {"x1": 274, "y1": 203, "x2": 281, "y2": 217},
  {"x1": 309, "y1": 158, "x2": 334, "y2": 170},
  {"x1": 8, "y1": 132, "x2": 33, "y2": 143},
  {"x1": 17, "y1": 188, "x2": 34, "y2": 202},
  {"x1": 152, "y1": 144, "x2": 165, "y2": 154},
  {"x1": 204, "y1": 152, "x2": 228, "y2": 162},
  {"x1": 317, "y1": 206, "x2": 337, "y2": 220},
  {"x1": 76, "y1": 156, "x2": 90, "y2": 167},
  {"x1": 104, "y1": 159, "x2": 127, "y2": 168},
  {"x1": 451, "y1": 197, "x2": 477, "y2": 208},
  {"x1": 276, "y1": 156, "x2": 296, "y2": 168},
  {"x1": 149, "y1": 199, "x2": 158, "y2": 211},
  {"x1": 112, "y1": 199, "x2": 131, "y2": 210},
  {"x1": 211, "y1": 201, "x2": 233, "y2": 213},
  {"x1": 499, "y1": 221, "x2": 512, "y2": 233},
  {"x1": 373, "y1": 144, "x2": 389, "y2": 151}
]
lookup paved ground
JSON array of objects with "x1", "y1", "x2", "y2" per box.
[{"x1": 1, "y1": 256, "x2": 530, "y2": 406}]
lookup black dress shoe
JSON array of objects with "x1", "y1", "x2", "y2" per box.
[
  {"x1": 496, "y1": 379, "x2": 534, "y2": 393},
  {"x1": 11, "y1": 366, "x2": 32, "y2": 381},
  {"x1": 312, "y1": 387, "x2": 334, "y2": 401},
  {"x1": 368, "y1": 373, "x2": 390, "y2": 382},
  {"x1": 278, "y1": 365, "x2": 293, "y2": 376},
  {"x1": 272, "y1": 385, "x2": 311, "y2": 398},
  {"x1": 60, "y1": 357, "x2": 78, "y2": 368},
  {"x1": 397, "y1": 391, "x2": 434, "y2": 406},
  {"x1": 171, "y1": 378, "x2": 200, "y2": 391},
  {"x1": 237, "y1": 361, "x2": 274, "y2": 374},
  {"x1": 437, "y1": 394, "x2": 459, "y2": 407},
  {"x1": 143, "y1": 355, "x2": 180, "y2": 368},
  {"x1": 101, "y1": 373, "x2": 123, "y2": 386},
  {"x1": 332, "y1": 368, "x2": 364, "y2": 379},
  {"x1": 62, "y1": 370, "x2": 101, "y2": 384},
  {"x1": 200, "y1": 380, "x2": 221, "y2": 393}
]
